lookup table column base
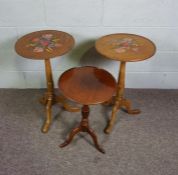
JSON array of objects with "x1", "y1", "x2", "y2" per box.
[
  {"x1": 104, "y1": 62, "x2": 140, "y2": 134},
  {"x1": 40, "y1": 93, "x2": 80, "y2": 133},
  {"x1": 59, "y1": 105, "x2": 105, "y2": 154},
  {"x1": 104, "y1": 97, "x2": 140, "y2": 134}
]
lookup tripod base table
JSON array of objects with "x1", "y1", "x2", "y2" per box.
[
  {"x1": 15, "y1": 30, "x2": 79, "y2": 133},
  {"x1": 96, "y1": 33, "x2": 156, "y2": 133},
  {"x1": 58, "y1": 66, "x2": 116, "y2": 153}
]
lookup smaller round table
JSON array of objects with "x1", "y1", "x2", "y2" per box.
[
  {"x1": 95, "y1": 33, "x2": 156, "y2": 133},
  {"x1": 15, "y1": 30, "x2": 79, "y2": 133},
  {"x1": 58, "y1": 66, "x2": 116, "y2": 153}
]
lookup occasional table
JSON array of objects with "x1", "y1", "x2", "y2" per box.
[
  {"x1": 15, "y1": 30, "x2": 79, "y2": 133},
  {"x1": 58, "y1": 66, "x2": 116, "y2": 153},
  {"x1": 95, "y1": 33, "x2": 156, "y2": 133}
]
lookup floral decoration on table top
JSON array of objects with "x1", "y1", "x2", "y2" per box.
[
  {"x1": 26, "y1": 34, "x2": 63, "y2": 53},
  {"x1": 108, "y1": 38, "x2": 140, "y2": 54}
]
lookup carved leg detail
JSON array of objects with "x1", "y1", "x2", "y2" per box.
[
  {"x1": 121, "y1": 99, "x2": 141, "y2": 114},
  {"x1": 42, "y1": 99, "x2": 52, "y2": 133},
  {"x1": 60, "y1": 127, "x2": 81, "y2": 148},
  {"x1": 105, "y1": 100, "x2": 120, "y2": 134},
  {"x1": 87, "y1": 128, "x2": 105, "y2": 153}
]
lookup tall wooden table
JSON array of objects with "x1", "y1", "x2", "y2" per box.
[
  {"x1": 15, "y1": 30, "x2": 79, "y2": 133},
  {"x1": 95, "y1": 33, "x2": 156, "y2": 133}
]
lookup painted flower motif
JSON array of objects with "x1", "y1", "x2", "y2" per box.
[
  {"x1": 26, "y1": 33, "x2": 62, "y2": 53},
  {"x1": 110, "y1": 37, "x2": 140, "y2": 54},
  {"x1": 115, "y1": 47, "x2": 126, "y2": 53},
  {"x1": 132, "y1": 47, "x2": 139, "y2": 52},
  {"x1": 32, "y1": 38, "x2": 40, "y2": 42},
  {"x1": 33, "y1": 47, "x2": 44, "y2": 53},
  {"x1": 40, "y1": 40, "x2": 50, "y2": 46},
  {"x1": 42, "y1": 34, "x2": 53, "y2": 39},
  {"x1": 48, "y1": 43, "x2": 55, "y2": 48},
  {"x1": 54, "y1": 43, "x2": 62, "y2": 47}
]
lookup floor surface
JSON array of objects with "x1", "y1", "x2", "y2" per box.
[{"x1": 1, "y1": 89, "x2": 178, "y2": 175}]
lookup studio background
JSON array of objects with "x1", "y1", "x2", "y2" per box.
[{"x1": 0, "y1": 0, "x2": 177, "y2": 89}]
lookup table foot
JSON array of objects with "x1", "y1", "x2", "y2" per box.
[
  {"x1": 121, "y1": 99, "x2": 141, "y2": 114},
  {"x1": 105, "y1": 98, "x2": 141, "y2": 134},
  {"x1": 42, "y1": 122, "x2": 50, "y2": 133}
]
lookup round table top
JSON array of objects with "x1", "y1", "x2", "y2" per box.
[
  {"x1": 15, "y1": 30, "x2": 75, "y2": 60},
  {"x1": 58, "y1": 66, "x2": 116, "y2": 105},
  {"x1": 95, "y1": 33, "x2": 156, "y2": 62}
]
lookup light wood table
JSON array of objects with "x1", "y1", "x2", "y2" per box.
[
  {"x1": 95, "y1": 33, "x2": 156, "y2": 133},
  {"x1": 58, "y1": 66, "x2": 116, "y2": 153},
  {"x1": 15, "y1": 30, "x2": 79, "y2": 133}
]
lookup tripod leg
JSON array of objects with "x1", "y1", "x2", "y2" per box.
[
  {"x1": 105, "y1": 62, "x2": 125, "y2": 134},
  {"x1": 40, "y1": 59, "x2": 54, "y2": 133},
  {"x1": 87, "y1": 128, "x2": 105, "y2": 154},
  {"x1": 121, "y1": 99, "x2": 141, "y2": 114},
  {"x1": 105, "y1": 100, "x2": 120, "y2": 134},
  {"x1": 60, "y1": 127, "x2": 81, "y2": 148},
  {"x1": 41, "y1": 99, "x2": 52, "y2": 133}
]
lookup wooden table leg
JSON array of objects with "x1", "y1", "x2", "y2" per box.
[
  {"x1": 105, "y1": 61, "x2": 140, "y2": 134},
  {"x1": 60, "y1": 105, "x2": 105, "y2": 153},
  {"x1": 41, "y1": 58, "x2": 80, "y2": 133},
  {"x1": 42, "y1": 98, "x2": 52, "y2": 133}
]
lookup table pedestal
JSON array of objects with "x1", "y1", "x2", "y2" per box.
[
  {"x1": 40, "y1": 58, "x2": 80, "y2": 133},
  {"x1": 60, "y1": 105, "x2": 105, "y2": 153},
  {"x1": 105, "y1": 61, "x2": 140, "y2": 134}
]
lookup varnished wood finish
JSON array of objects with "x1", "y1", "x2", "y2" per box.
[
  {"x1": 15, "y1": 30, "x2": 75, "y2": 60},
  {"x1": 58, "y1": 66, "x2": 116, "y2": 153},
  {"x1": 60, "y1": 105, "x2": 105, "y2": 153},
  {"x1": 95, "y1": 33, "x2": 156, "y2": 62},
  {"x1": 15, "y1": 30, "x2": 79, "y2": 133},
  {"x1": 59, "y1": 66, "x2": 116, "y2": 105},
  {"x1": 95, "y1": 33, "x2": 156, "y2": 133}
]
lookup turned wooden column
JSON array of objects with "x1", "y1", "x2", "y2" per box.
[
  {"x1": 41, "y1": 58, "x2": 54, "y2": 133},
  {"x1": 41, "y1": 58, "x2": 80, "y2": 133},
  {"x1": 105, "y1": 61, "x2": 126, "y2": 133}
]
